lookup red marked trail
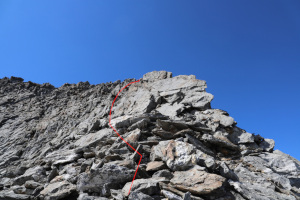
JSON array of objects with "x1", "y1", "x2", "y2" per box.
[{"x1": 108, "y1": 79, "x2": 142, "y2": 196}]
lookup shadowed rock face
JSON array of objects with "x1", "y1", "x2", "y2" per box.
[{"x1": 0, "y1": 71, "x2": 299, "y2": 200}]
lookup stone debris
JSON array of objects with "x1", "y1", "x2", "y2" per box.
[{"x1": 0, "y1": 71, "x2": 299, "y2": 199}]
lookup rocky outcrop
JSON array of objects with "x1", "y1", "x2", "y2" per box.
[{"x1": 0, "y1": 71, "x2": 299, "y2": 200}]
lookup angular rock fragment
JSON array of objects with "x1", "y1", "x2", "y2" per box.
[
  {"x1": 122, "y1": 178, "x2": 166, "y2": 197},
  {"x1": 170, "y1": 166, "x2": 226, "y2": 196},
  {"x1": 40, "y1": 180, "x2": 77, "y2": 200},
  {"x1": 146, "y1": 161, "x2": 167, "y2": 171},
  {"x1": 77, "y1": 163, "x2": 135, "y2": 195}
]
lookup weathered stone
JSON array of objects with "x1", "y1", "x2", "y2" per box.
[
  {"x1": 152, "y1": 169, "x2": 174, "y2": 180},
  {"x1": 24, "y1": 180, "x2": 42, "y2": 189},
  {"x1": 1, "y1": 72, "x2": 300, "y2": 200},
  {"x1": 78, "y1": 193, "x2": 109, "y2": 200},
  {"x1": 228, "y1": 127, "x2": 255, "y2": 144},
  {"x1": 143, "y1": 71, "x2": 172, "y2": 81},
  {"x1": 185, "y1": 134, "x2": 215, "y2": 156},
  {"x1": 170, "y1": 167, "x2": 226, "y2": 195},
  {"x1": 161, "y1": 189, "x2": 183, "y2": 200},
  {"x1": 146, "y1": 161, "x2": 167, "y2": 171},
  {"x1": 77, "y1": 163, "x2": 135, "y2": 194},
  {"x1": 125, "y1": 128, "x2": 141, "y2": 143},
  {"x1": 128, "y1": 191, "x2": 154, "y2": 200},
  {"x1": 45, "y1": 149, "x2": 80, "y2": 166},
  {"x1": 202, "y1": 134, "x2": 239, "y2": 150},
  {"x1": 219, "y1": 161, "x2": 238, "y2": 181},
  {"x1": 110, "y1": 189, "x2": 123, "y2": 200},
  {"x1": 122, "y1": 178, "x2": 166, "y2": 197},
  {"x1": 12, "y1": 166, "x2": 45, "y2": 186},
  {"x1": 0, "y1": 190, "x2": 30, "y2": 200},
  {"x1": 259, "y1": 138, "x2": 275, "y2": 152},
  {"x1": 40, "y1": 180, "x2": 77, "y2": 200},
  {"x1": 11, "y1": 185, "x2": 26, "y2": 194},
  {"x1": 47, "y1": 167, "x2": 59, "y2": 182},
  {"x1": 151, "y1": 140, "x2": 215, "y2": 171}
]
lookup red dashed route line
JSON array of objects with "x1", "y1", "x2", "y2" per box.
[{"x1": 108, "y1": 79, "x2": 142, "y2": 196}]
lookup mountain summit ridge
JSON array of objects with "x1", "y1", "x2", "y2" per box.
[{"x1": 0, "y1": 71, "x2": 299, "y2": 200}]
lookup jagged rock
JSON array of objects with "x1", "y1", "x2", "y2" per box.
[
  {"x1": 11, "y1": 185, "x2": 26, "y2": 194},
  {"x1": 228, "y1": 127, "x2": 255, "y2": 144},
  {"x1": 161, "y1": 189, "x2": 183, "y2": 200},
  {"x1": 202, "y1": 134, "x2": 239, "y2": 150},
  {"x1": 185, "y1": 134, "x2": 215, "y2": 156},
  {"x1": 12, "y1": 166, "x2": 45, "y2": 186},
  {"x1": 24, "y1": 180, "x2": 42, "y2": 189},
  {"x1": 125, "y1": 128, "x2": 141, "y2": 143},
  {"x1": 77, "y1": 163, "x2": 135, "y2": 195},
  {"x1": 47, "y1": 167, "x2": 58, "y2": 182},
  {"x1": 40, "y1": 180, "x2": 77, "y2": 200},
  {"x1": 219, "y1": 161, "x2": 238, "y2": 181},
  {"x1": 45, "y1": 149, "x2": 80, "y2": 166},
  {"x1": 0, "y1": 190, "x2": 30, "y2": 200},
  {"x1": 150, "y1": 140, "x2": 215, "y2": 171},
  {"x1": 142, "y1": 71, "x2": 172, "y2": 81},
  {"x1": 152, "y1": 169, "x2": 174, "y2": 180},
  {"x1": 170, "y1": 166, "x2": 226, "y2": 196},
  {"x1": 146, "y1": 161, "x2": 167, "y2": 171},
  {"x1": 122, "y1": 178, "x2": 166, "y2": 197},
  {"x1": 0, "y1": 71, "x2": 299, "y2": 200},
  {"x1": 259, "y1": 138, "x2": 275, "y2": 152},
  {"x1": 110, "y1": 189, "x2": 123, "y2": 200},
  {"x1": 128, "y1": 191, "x2": 154, "y2": 200},
  {"x1": 78, "y1": 193, "x2": 109, "y2": 200}
]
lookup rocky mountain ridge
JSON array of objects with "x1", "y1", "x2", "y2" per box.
[{"x1": 0, "y1": 71, "x2": 299, "y2": 200}]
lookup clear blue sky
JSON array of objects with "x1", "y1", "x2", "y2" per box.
[{"x1": 1, "y1": 1, "x2": 300, "y2": 159}]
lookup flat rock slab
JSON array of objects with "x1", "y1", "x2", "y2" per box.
[
  {"x1": 122, "y1": 178, "x2": 167, "y2": 197},
  {"x1": 0, "y1": 190, "x2": 30, "y2": 200},
  {"x1": 146, "y1": 161, "x2": 167, "y2": 172},
  {"x1": 170, "y1": 167, "x2": 226, "y2": 195}
]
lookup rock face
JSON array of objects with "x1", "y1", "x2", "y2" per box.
[{"x1": 0, "y1": 71, "x2": 299, "y2": 200}]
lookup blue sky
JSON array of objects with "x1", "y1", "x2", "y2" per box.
[{"x1": 1, "y1": 1, "x2": 300, "y2": 159}]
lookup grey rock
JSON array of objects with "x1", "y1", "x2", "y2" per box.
[
  {"x1": 228, "y1": 127, "x2": 255, "y2": 144},
  {"x1": 170, "y1": 166, "x2": 226, "y2": 196},
  {"x1": 202, "y1": 134, "x2": 239, "y2": 150},
  {"x1": 146, "y1": 161, "x2": 167, "y2": 171},
  {"x1": 24, "y1": 180, "x2": 42, "y2": 189},
  {"x1": 77, "y1": 163, "x2": 135, "y2": 194},
  {"x1": 259, "y1": 138, "x2": 275, "y2": 152},
  {"x1": 47, "y1": 167, "x2": 58, "y2": 182},
  {"x1": 150, "y1": 140, "x2": 199, "y2": 171},
  {"x1": 78, "y1": 193, "x2": 109, "y2": 200},
  {"x1": 39, "y1": 180, "x2": 77, "y2": 200},
  {"x1": 183, "y1": 192, "x2": 192, "y2": 200},
  {"x1": 11, "y1": 185, "x2": 26, "y2": 194},
  {"x1": 161, "y1": 189, "x2": 183, "y2": 200},
  {"x1": 122, "y1": 178, "x2": 165, "y2": 197},
  {"x1": 0, "y1": 190, "x2": 30, "y2": 200},
  {"x1": 142, "y1": 71, "x2": 172, "y2": 81},
  {"x1": 128, "y1": 191, "x2": 154, "y2": 200},
  {"x1": 219, "y1": 161, "x2": 239, "y2": 181},
  {"x1": 0, "y1": 72, "x2": 299, "y2": 200},
  {"x1": 110, "y1": 189, "x2": 123, "y2": 200},
  {"x1": 12, "y1": 166, "x2": 45, "y2": 186},
  {"x1": 152, "y1": 169, "x2": 174, "y2": 180}
]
